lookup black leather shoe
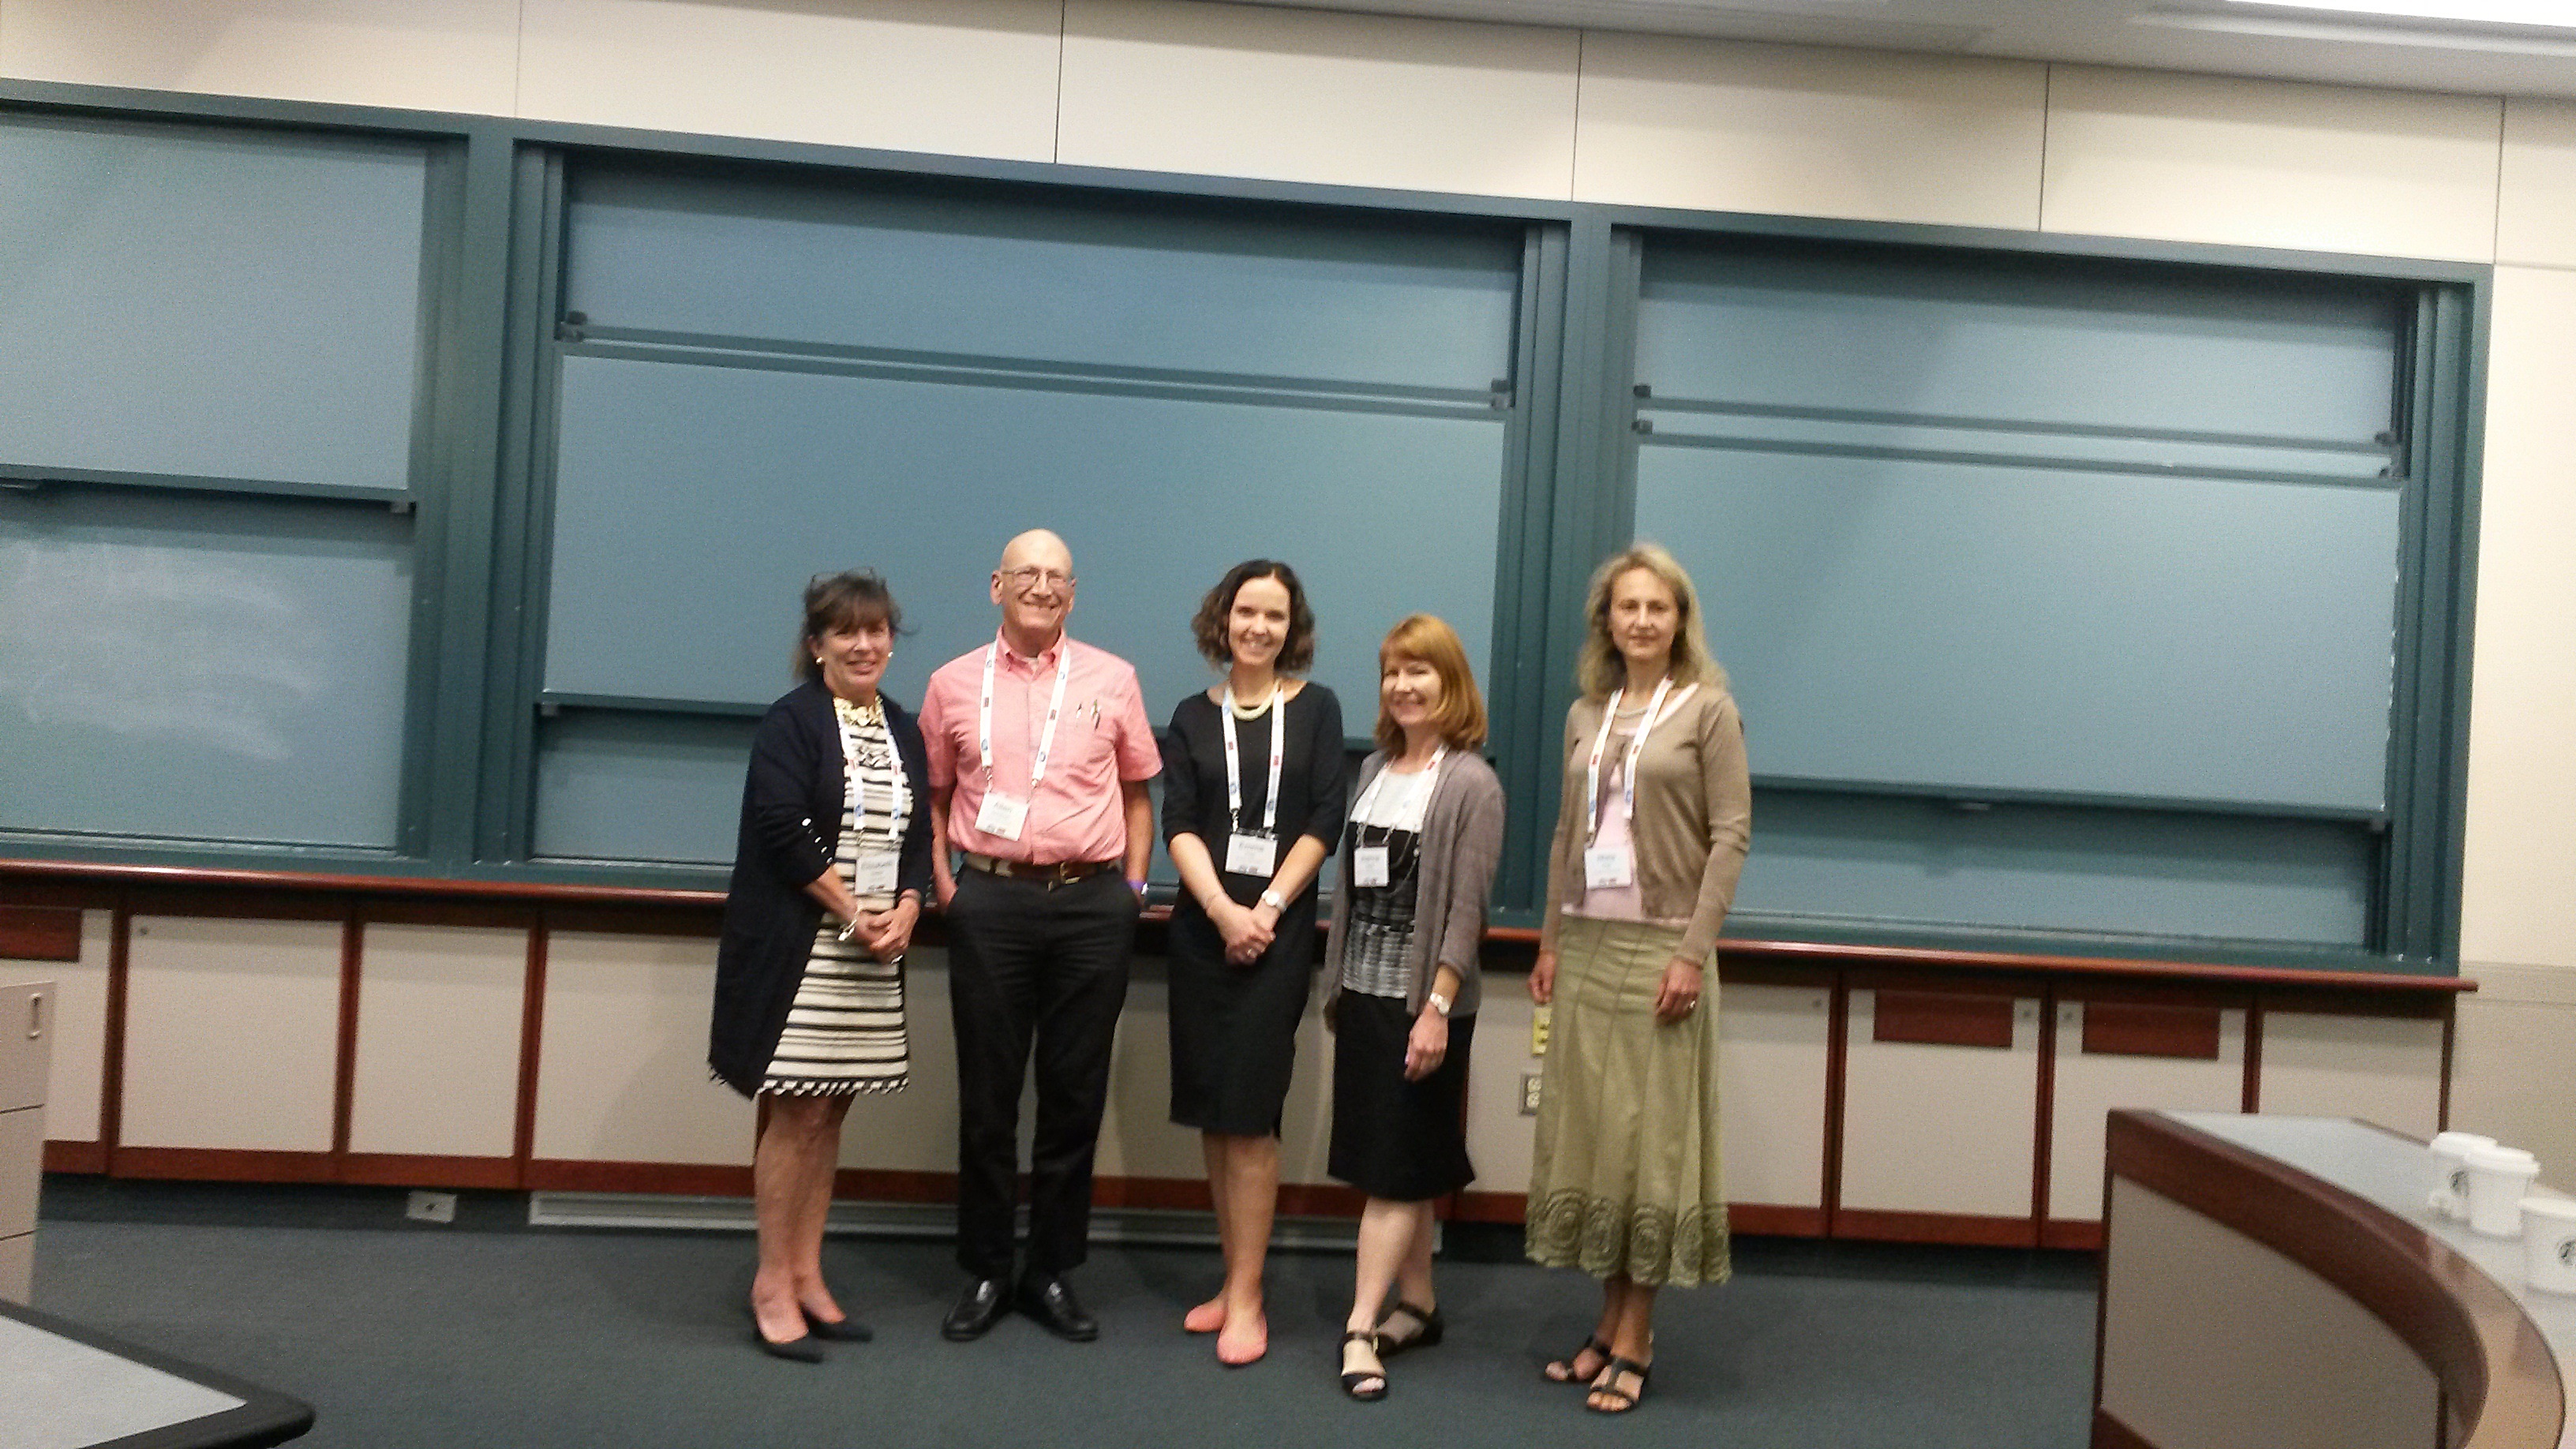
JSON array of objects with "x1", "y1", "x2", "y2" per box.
[
  {"x1": 1014, "y1": 1274, "x2": 1098, "y2": 1342},
  {"x1": 803, "y1": 1308, "x2": 872, "y2": 1343},
  {"x1": 942, "y1": 1278, "x2": 1010, "y2": 1341}
]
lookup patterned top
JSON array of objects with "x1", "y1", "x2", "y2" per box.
[
  {"x1": 1339, "y1": 764, "x2": 1438, "y2": 1000},
  {"x1": 758, "y1": 695, "x2": 912, "y2": 1095}
]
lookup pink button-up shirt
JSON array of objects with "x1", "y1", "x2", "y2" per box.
[{"x1": 919, "y1": 631, "x2": 1160, "y2": 866}]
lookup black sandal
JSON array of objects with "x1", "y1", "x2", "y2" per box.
[
  {"x1": 1586, "y1": 1357, "x2": 1652, "y2": 1414},
  {"x1": 1544, "y1": 1334, "x2": 1612, "y2": 1385},
  {"x1": 1340, "y1": 1330, "x2": 1387, "y2": 1401},
  {"x1": 1375, "y1": 1301, "x2": 1445, "y2": 1357}
]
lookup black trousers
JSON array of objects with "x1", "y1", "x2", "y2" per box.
[{"x1": 944, "y1": 867, "x2": 1136, "y2": 1280}]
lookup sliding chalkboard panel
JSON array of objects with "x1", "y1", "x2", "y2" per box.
[
  {"x1": 540, "y1": 352, "x2": 1506, "y2": 719},
  {"x1": 0, "y1": 113, "x2": 426, "y2": 492},
  {"x1": 564, "y1": 167, "x2": 1519, "y2": 393},
  {"x1": 0, "y1": 489, "x2": 413, "y2": 848},
  {"x1": 1632, "y1": 243, "x2": 2405, "y2": 814}
]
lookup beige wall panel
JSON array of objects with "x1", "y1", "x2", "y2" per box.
[
  {"x1": 1465, "y1": 988, "x2": 1540, "y2": 1196},
  {"x1": 2046, "y1": 1004, "x2": 2245, "y2": 1223},
  {"x1": 1719, "y1": 982, "x2": 1830, "y2": 1208},
  {"x1": 2255, "y1": 1012, "x2": 2443, "y2": 1137},
  {"x1": 1058, "y1": 0, "x2": 1578, "y2": 198},
  {"x1": 2461, "y1": 267, "x2": 2576, "y2": 968},
  {"x1": 2099, "y1": 1179, "x2": 2439, "y2": 1449},
  {"x1": 2498, "y1": 99, "x2": 2576, "y2": 269},
  {"x1": 2449, "y1": 982, "x2": 2576, "y2": 1177},
  {"x1": 0, "y1": 0, "x2": 519, "y2": 114},
  {"x1": 1093, "y1": 957, "x2": 1337, "y2": 1188},
  {"x1": 15, "y1": 914, "x2": 109, "y2": 1143},
  {"x1": 1840, "y1": 989, "x2": 2039, "y2": 1217},
  {"x1": 2041, "y1": 66, "x2": 2500, "y2": 262},
  {"x1": 833, "y1": 947, "x2": 954, "y2": 1176},
  {"x1": 347, "y1": 923, "x2": 526, "y2": 1160},
  {"x1": 1573, "y1": 34, "x2": 2044, "y2": 229},
  {"x1": 531, "y1": 931, "x2": 742, "y2": 1166},
  {"x1": 517, "y1": 0, "x2": 1060, "y2": 162},
  {"x1": 122, "y1": 916, "x2": 339, "y2": 1153},
  {"x1": 0, "y1": 980, "x2": 54, "y2": 1114}
]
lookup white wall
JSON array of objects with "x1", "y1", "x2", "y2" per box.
[{"x1": 6, "y1": 0, "x2": 2567, "y2": 1158}]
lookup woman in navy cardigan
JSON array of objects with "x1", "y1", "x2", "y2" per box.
[{"x1": 709, "y1": 570, "x2": 932, "y2": 1361}]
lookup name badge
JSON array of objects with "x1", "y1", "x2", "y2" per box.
[
  {"x1": 976, "y1": 791, "x2": 1030, "y2": 841},
  {"x1": 1583, "y1": 844, "x2": 1635, "y2": 889},
  {"x1": 1225, "y1": 833, "x2": 1277, "y2": 878},
  {"x1": 852, "y1": 852, "x2": 899, "y2": 898},
  {"x1": 1353, "y1": 845, "x2": 1391, "y2": 889}
]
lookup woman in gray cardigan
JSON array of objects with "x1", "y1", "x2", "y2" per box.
[{"x1": 1323, "y1": 614, "x2": 1505, "y2": 1401}]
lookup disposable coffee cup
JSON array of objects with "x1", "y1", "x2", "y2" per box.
[
  {"x1": 2428, "y1": 1132, "x2": 2496, "y2": 1220},
  {"x1": 2465, "y1": 1145, "x2": 2540, "y2": 1237},
  {"x1": 2523, "y1": 1197, "x2": 2576, "y2": 1295}
]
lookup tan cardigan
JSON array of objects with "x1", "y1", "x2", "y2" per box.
[{"x1": 1538, "y1": 684, "x2": 1752, "y2": 966}]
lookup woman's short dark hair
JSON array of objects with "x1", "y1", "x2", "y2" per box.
[
  {"x1": 1189, "y1": 560, "x2": 1315, "y2": 672},
  {"x1": 796, "y1": 570, "x2": 901, "y2": 682}
]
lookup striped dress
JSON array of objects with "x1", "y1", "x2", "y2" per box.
[{"x1": 758, "y1": 695, "x2": 911, "y2": 1095}]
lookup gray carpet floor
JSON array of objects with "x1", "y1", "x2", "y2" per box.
[{"x1": 30, "y1": 1181, "x2": 2095, "y2": 1448}]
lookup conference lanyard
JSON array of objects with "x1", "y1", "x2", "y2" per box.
[
  {"x1": 978, "y1": 639, "x2": 1073, "y2": 792},
  {"x1": 1219, "y1": 683, "x2": 1286, "y2": 840},
  {"x1": 1585, "y1": 676, "x2": 1675, "y2": 842},
  {"x1": 1350, "y1": 746, "x2": 1443, "y2": 891}
]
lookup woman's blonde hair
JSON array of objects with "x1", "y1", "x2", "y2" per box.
[
  {"x1": 1575, "y1": 542, "x2": 1727, "y2": 700},
  {"x1": 1375, "y1": 614, "x2": 1488, "y2": 754}
]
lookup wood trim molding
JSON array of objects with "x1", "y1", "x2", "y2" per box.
[
  {"x1": 43, "y1": 1140, "x2": 107, "y2": 1174},
  {"x1": 2041, "y1": 1218, "x2": 2106, "y2": 1252},
  {"x1": 330, "y1": 915, "x2": 360, "y2": 1156},
  {"x1": 511, "y1": 927, "x2": 548, "y2": 1181},
  {"x1": 2091, "y1": 1407, "x2": 2156, "y2": 1449},
  {"x1": 7, "y1": 859, "x2": 2473, "y2": 997},
  {"x1": 1829, "y1": 1208, "x2": 2037, "y2": 1248},
  {"x1": 2103, "y1": 1110, "x2": 2565, "y2": 1449},
  {"x1": 340, "y1": 1154, "x2": 520, "y2": 1190},
  {"x1": 111, "y1": 1147, "x2": 340, "y2": 1183},
  {"x1": 1874, "y1": 990, "x2": 2016, "y2": 1048},
  {"x1": 0, "y1": 905, "x2": 81, "y2": 961},
  {"x1": 2081, "y1": 1002, "x2": 2223, "y2": 1061},
  {"x1": 1728, "y1": 1203, "x2": 1830, "y2": 1238},
  {"x1": 523, "y1": 1159, "x2": 752, "y2": 1196}
]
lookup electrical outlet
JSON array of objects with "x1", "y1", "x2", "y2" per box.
[
  {"x1": 1530, "y1": 1004, "x2": 1550, "y2": 1057},
  {"x1": 406, "y1": 1190, "x2": 457, "y2": 1224},
  {"x1": 1522, "y1": 1073, "x2": 1542, "y2": 1115}
]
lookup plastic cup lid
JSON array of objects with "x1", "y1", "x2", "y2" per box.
[
  {"x1": 2431, "y1": 1132, "x2": 2496, "y2": 1154},
  {"x1": 2464, "y1": 1144, "x2": 2539, "y2": 1172}
]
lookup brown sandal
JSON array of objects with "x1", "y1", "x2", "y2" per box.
[
  {"x1": 1586, "y1": 1357, "x2": 1652, "y2": 1414},
  {"x1": 1544, "y1": 1333, "x2": 1612, "y2": 1384}
]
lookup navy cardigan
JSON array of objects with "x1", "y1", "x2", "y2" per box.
[{"x1": 708, "y1": 678, "x2": 933, "y2": 1097}]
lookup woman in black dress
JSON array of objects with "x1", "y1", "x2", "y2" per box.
[
  {"x1": 708, "y1": 571, "x2": 931, "y2": 1361},
  {"x1": 1324, "y1": 614, "x2": 1505, "y2": 1401},
  {"x1": 1162, "y1": 560, "x2": 1347, "y2": 1367}
]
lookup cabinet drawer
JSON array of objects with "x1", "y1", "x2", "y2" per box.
[{"x1": 0, "y1": 982, "x2": 52, "y2": 1113}]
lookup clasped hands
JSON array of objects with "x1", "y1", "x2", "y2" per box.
[
  {"x1": 1208, "y1": 896, "x2": 1279, "y2": 967},
  {"x1": 840, "y1": 897, "x2": 919, "y2": 962}
]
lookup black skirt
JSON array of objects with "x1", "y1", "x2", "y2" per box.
[
  {"x1": 1167, "y1": 897, "x2": 1318, "y2": 1137},
  {"x1": 1328, "y1": 991, "x2": 1476, "y2": 1202}
]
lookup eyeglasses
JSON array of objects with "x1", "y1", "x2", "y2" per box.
[{"x1": 1000, "y1": 567, "x2": 1076, "y2": 592}]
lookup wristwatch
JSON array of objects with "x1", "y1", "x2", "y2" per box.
[
  {"x1": 1425, "y1": 990, "x2": 1452, "y2": 1018},
  {"x1": 1258, "y1": 889, "x2": 1287, "y2": 912}
]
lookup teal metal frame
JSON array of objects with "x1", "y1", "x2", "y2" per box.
[{"x1": 0, "y1": 77, "x2": 2489, "y2": 972}]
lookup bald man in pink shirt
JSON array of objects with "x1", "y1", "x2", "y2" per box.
[{"x1": 919, "y1": 529, "x2": 1160, "y2": 1342}]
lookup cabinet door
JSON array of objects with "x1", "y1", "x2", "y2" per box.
[
  {"x1": 1719, "y1": 982, "x2": 1832, "y2": 1214},
  {"x1": 2258, "y1": 1009, "x2": 2444, "y2": 1137},
  {"x1": 0, "y1": 1106, "x2": 39, "y2": 1235},
  {"x1": 1840, "y1": 987, "x2": 2040, "y2": 1235},
  {"x1": 2049, "y1": 1000, "x2": 2245, "y2": 1227},
  {"x1": 0, "y1": 981, "x2": 50, "y2": 1113},
  {"x1": 123, "y1": 917, "x2": 341, "y2": 1154}
]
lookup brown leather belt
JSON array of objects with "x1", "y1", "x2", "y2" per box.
[{"x1": 959, "y1": 852, "x2": 1119, "y2": 886}]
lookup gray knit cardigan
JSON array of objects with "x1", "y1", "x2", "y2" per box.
[{"x1": 1322, "y1": 748, "x2": 1507, "y2": 1020}]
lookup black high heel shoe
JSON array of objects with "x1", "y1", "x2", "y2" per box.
[
  {"x1": 802, "y1": 1308, "x2": 872, "y2": 1342},
  {"x1": 746, "y1": 1308, "x2": 824, "y2": 1364}
]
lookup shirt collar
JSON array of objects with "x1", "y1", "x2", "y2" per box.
[{"x1": 994, "y1": 628, "x2": 1065, "y2": 673}]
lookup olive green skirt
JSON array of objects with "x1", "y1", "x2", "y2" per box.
[{"x1": 1525, "y1": 915, "x2": 1730, "y2": 1289}]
